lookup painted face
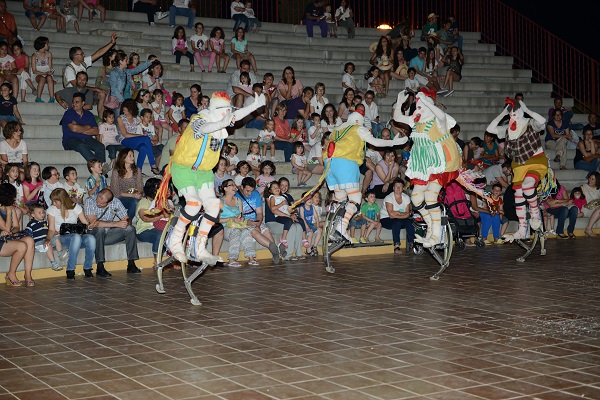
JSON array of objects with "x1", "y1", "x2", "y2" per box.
[
  {"x1": 412, "y1": 93, "x2": 435, "y2": 124},
  {"x1": 508, "y1": 107, "x2": 524, "y2": 131}
]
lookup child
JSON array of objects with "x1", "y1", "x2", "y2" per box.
[
  {"x1": 235, "y1": 71, "x2": 253, "y2": 95},
  {"x1": 98, "y1": 109, "x2": 122, "y2": 166},
  {"x1": 342, "y1": 62, "x2": 361, "y2": 94},
  {"x1": 243, "y1": 1, "x2": 261, "y2": 33},
  {"x1": 128, "y1": 53, "x2": 143, "y2": 98},
  {"x1": 209, "y1": 26, "x2": 230, "y2": 73},
  {"x1": 265, "y1": 181, "x2": 292, "y2": 247},
  {"x1": 57, "y1": 0, "x2": 80, "y2": 33},
  {"x1": 4, "y1": 163, "x2": 27, "y2": 228},
  {"x1": 291, "y1": 141, "x2": 311, "y2": 187},
  {"x1": 299, "y1": 192, "x2": 322, "y2": 256},
  {"x1": 26, "y1": 204, "x2": 66, "y2": 271},
  {"x1": 0, "y1": 83, "x2": 25, "y2": 129},
  {"x1": 172, "y1": 26, "x2": 195, "y2": 72},
  {"x1": 199, "y1": 95, "x2": 210, "y2": 111},
  {"x1": 63, "y1": 166, "x2": 84, "y2": 204},
  {"x1": 256, "y1": 160, "x2": 275, "y2": 194},
  {"x1": 223, "y1": 142, "x2": 240, "y2": 175},
  {"x1": 85, "y1": 159, "x2": 107, "y2": 196},
  {"x1": 23, "y1": 162, "x2": 43, "y2": 206},
  {"x1": 76, "y1": 0, "x2": 105, "y2": 22},
  {"x1": 0, "y1": 42, "x2": 18, "y2": 96},
  {"x1": 290, "y1": 116, "x2": 307, "y2": 144},
  {"x1": 262, "y1": 72, "x2": 277, "y2": 117},
  {"x1": 213, "y1": 157, "x2": 231, "y2": 197},
  {"x1": 361, "y1": 190, "x2": 383, "y2": 242},
  {"x1": 258, "y1": 119, "x2": 276, "y2": 160},
  {"x1": 41, "y1": 166, "x2": 63, "y2": 207},
  {"x1": 190, "y1": 22, "x2": 215, "y2": 73},
  {"x1": 138, "y1": 108, "x2": 164, "y2": 166},
  {"x1": 151, "y1": 89, "x2": 173, "y2": 139},
  {"x1": 307, "y1": 113, "x2": 323, "y2": 149},
  {"x1": 136, "y1": 88, "x2": 152, "y2": 114},
  {"x1": 42, "y1": 0, "x2": 66, "y2": 32},
  {"x1": 31, "y1": 36, "x2": 55, "y2": 103},
  {"x1": 166, "y1": 92, "x2": 186, "y2": 134},
  {"x1": 312, "y1": 190, "x2": 325, "y2": 230},
  {"x1": 246, "y1": 140, "x2": 262, "y2": 177},
  {"x1": 571, "y1": 187, "x2": 587, "y2": 218},
  {"x1": 481, "y1": 183, "x2": 505, "y2": 245},
  {"x1": 323, "y1": 4, "x2": 337, "y2": 38},
  {"x1": 367, "y1": 66, "x2": 385, "y2": 98},
  {"x1": 231, "y1": 28, "x2": 257, "y2": 73},
  {"x1": 234, "y1": 160, "x2": 250, "y2": 188},
  {"x1": 465, "y1": 136, "x2": 484, "y2": 170},
  {"x1": 11, "y1": 42, "x2": 36, "y2": 103}
]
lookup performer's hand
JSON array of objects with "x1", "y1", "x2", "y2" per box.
[
  {"x1": 518, "y1": 100, "x2": 529, "y2": 113},
  {"x1": 396, "y1": 91, "x2": 409, "y2": 109},
  {"x1": 254, "y1": 93, "x2": 266, "y2": 109},
  {"x1": 391, "y1": 135, "x2": 408, "y2": 146}
]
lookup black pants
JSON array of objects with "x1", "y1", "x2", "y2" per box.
[
  {"x1": 133, "y1": 2, "x2": 159, "y2": 24},
  {"x1": 174, "y1": 50, "x2": 194, "y2": 65}
]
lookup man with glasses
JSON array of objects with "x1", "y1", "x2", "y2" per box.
[
  {"x1": 61, "y1": 93, "x2": 108, "y2": 167},
  {"x1": 64, "y1": 32, "x2": 118, "y2": 88}
]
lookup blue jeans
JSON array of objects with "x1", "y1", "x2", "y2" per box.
[
  {"x1": 575, "y1": 159, "x2": 600, "y2": 173},
  {"x1": 121, "y1": 136, "x2": 156, "y2": 170},
  {"x1": 169, "y1": 5, "x2": 195, "y2": 28},
  {"x1": 119, "y1": 196, "x2": 139, "y2": 221},
  {"x1": 137, "y1": 228, "x2": 163, "y2": 254},
  {"x1": 246, "y1": 17, "x2": 261, "y2": 30},
  {"x1": 480, "y1": 212, "x2": 501, "y2": 240},
  {"x1": 547, "y1": 205, "x2": 578, "y2": 235},
  {"x1": 63, "y1": 138, "x2": 106, "y2": 163},
  {"x1": 274, "y1": 140, "x2": 293, "y2": 161},
  {"x1": 232, "y1": 14, "x2": 249, "y2": 32},
  {"x1": 107, "y1": 144, "x2": 124, "y2": 160},
  {"x1": 59, "y1": 233, "x2": 96, "y2": 271},
  {"x1": 245, "y1": 118, "x2": 265, "y2": 130},
  {"x1": 448, "y1": 35, "x2": 463, "y2": 51},
  {"x1": 371, "y1": 122, "x2": 383, "y2": 138},
  {"x1": 380, "y1": 217, "x2": 415, "y2": 245}
]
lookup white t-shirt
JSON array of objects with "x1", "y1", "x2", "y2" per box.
[
  {"x1": 292, "y1": 153, "x2": 307, "y2": 168},
  {"x1": 310, "y1": 96, "x2": 328, "y2": 115},
  {"x1": 342, "y1": 73, "x2": 356, "y2": 90},
  {"x1": 365, "y1": 147, "x2": 383, "y2": 164},
  {"x1": 380, "y1": 192, "x2": 411, "y2": 219},
  {"x1": 230, "y1": 1, "x2": 244, "y2": 16},
  {"x1": 64, "y1": 56, "x2": 93, "y2": 88},
  {"x1": 42, "y1": 181, "x2": 64, "y2": 208},
  {"x1": 244, "y1": 7, "x2": 255, "y2": 18},
  {"x1": 0, "y1": 140, "x2": 28, "y2": 163},
  {"x1": 0, "y1": 55, "x2": 15, "y2": 71},
  {"x1": 150, "y1": 101, "x2": 165, "y2": 121},
  {"x1": 268, "y1": 194, "x2": 289, "y2": 215},
  {"x1": 258, "y1": 129, "x2": 276, "y2": 143},
  {"x1": 137, "y1": 123, "x2": 156, "y2": 139},
  {"x1": 47, "y1": 204, "x2": 83, "y2": 231},
  {"x1": 189, "y1": 34, "x2": 209, "y2": 51},
  {"x1": 307, "y1": 125, "x2": 322, "y2": 147},
  {"x1": 234, "y1": 173, "x2": 247, "y2": 186},
  {"x1": 321, "y1": 117, "x2": 342, "y2": 132},
  {"x1": 308, "y1": 143, "x2": 323, "y2": 161},
  {"x1": 170, "y1": 105, "x2": 185, "y2": 123},
  {"x1": 172, "y1": 0, "x2": 189, "y2": 8},
  {"x1": 335, "y1": 6, "x2": 351, "y2": 20},
  {"x1": 246, "y1": 153, "x2": 262, "y2": 167},
  {"x1": 404, "y1": 77, "x2": 421, "y2": 92},
  {"x1": 10, "y1": 182, "x2": 24, "y2": 204}
]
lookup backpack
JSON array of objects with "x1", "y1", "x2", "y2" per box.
[{"x1": 62, "y1": 61, "x2": 87, "y2": 88}]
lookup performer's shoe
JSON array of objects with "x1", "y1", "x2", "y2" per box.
[
  {"x1": 194, "y1": 248, "x2": 223, "y2": 266},
  {"x1": 169, "y1": 242, "x2": 188, "y2": 263},
  {"x1": 268, "y1": 241, "x2": 280, "y2": 263},
  {"x1": 530, "y1": 217, "x2": 542, "y2": 231}
]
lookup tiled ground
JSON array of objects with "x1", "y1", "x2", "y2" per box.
[{"x1": 1, "y1": 239, "x2": 600, "y2": 400}]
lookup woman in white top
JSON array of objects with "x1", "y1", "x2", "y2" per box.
[
  {"x1": 0, "y1": 121, "x2": 28, "y2": 168},
  {"x1": 335, "y1": 0, "x2": 355, "y2": 38},
  {"x1": 141, "y1": 61, "x2": 164, "y2": 92},
  {"x1": 380, "y1": 179, "x2": 414, "y2": 254},
  {"x1": 582, "y1": 172, "x2": 600, "y2": 236},
  {"x1": 47, "y1": 188, "x2": 96, "y2": 279},
  {"x1": 310, "y1": 82, "x2": 328, "y2": 115}
]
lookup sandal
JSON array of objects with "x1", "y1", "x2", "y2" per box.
[
  {"x1": 5, "y1": 275, "x2": 22, "y2": 286},
  {"x1": 248, "y1": 260, "x2": 260, "y2": 266},
  {"x1": 394, "y1": 246, "x2": 403, "y2": 255},
  {"x1": 227, "y1": 260, "x2": 242, "y2": 268},
  {"x1": 279, "y1": 239, "x2": 288, "y2": 248},
  {"x1": 568, "y1": 233, "x2": 576, "y2": 239},
  {"x1": 585, "y1": 230, "x2": 597, "y2": 237},
  {"x1": 302, "y1": 239, "x2": 310, "y2": 248},
  {"x1": 151, "y1": 166, "x2": 162, "y2": 176},
  {"x1": 25, "y1": 280, "x2": 35, "y2": 287}
]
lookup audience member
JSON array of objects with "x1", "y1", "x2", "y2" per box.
[
  {"x1": 132, "y1": 0, "x2": 168, "y2": 26},
  {"x1": 61, "y1": 93, "x2": 107, "y2": 165},
  {"x1": 169, "y1": 0, "x2": 195, "y2": 29},
  {"x1": 545, "y1": 109, "x2": 572, "y2": 170},
  {"x1": 335, "y1": 0, "x2": 355, "y2": 39},
  {"x1": 64, "y1": 33, "x2": 117, "y2": 88},
  {"x1": 111, "y1": 148, "x2": 144, "y2": 220},
  {"x1": 575, "y1": 128, "x2": 600, "y2": 173},
  {"x1": 379, "y1": 179, "x2": 414, "y2": 255},
  {"x1": 0, "y1": 0, "x2": 18, "y2": 46},
  {"x1": 226, "y1": 60, "x2": 256, "y2": 108},
  {"x1": 303, "y1": 0, "x2": 327, "y2": 43}
]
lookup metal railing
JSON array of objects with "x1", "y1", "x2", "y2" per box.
[{"x1": 103, "y1": 0, "x2": 598, "y2": 113}]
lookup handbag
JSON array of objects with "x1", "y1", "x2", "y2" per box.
[
  {"x1": 104, "y1": 92, "x2": 121, "y2": 110},
  {"x1": 584, "y1": 199, "x2": 600, "y2": 211},
  {"x1": 0, "y1": 229, "x2": 33, "y2": 243},
  {"x1": 59, "y1": 221, "x2": 89, "y2": 235},
  {"x1": 153, "y1": 218, "x2": 168, "y2": 231}
]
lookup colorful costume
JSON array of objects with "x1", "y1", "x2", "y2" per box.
[
  {"x1": 392, "y1": 90, "x2": 461, "y2": 248},
  {"x1": 326, "y1": 111, "x2": 407, "y2": 240},
  {"x1": 161, "y1": 91, "x2": 265, "y2": 264},
  {"x1": 487, "y1": 99, "x2": 547, "y2": 241}
]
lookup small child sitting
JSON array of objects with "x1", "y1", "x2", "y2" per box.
[
  {"x1": 63, "y1": 166, "x2": 84, "y2": 205},
  {"x1": 85, "y1": 159, "x2": 108, "y2": 197},
  {"x1": 349, "y1": 190, "x2": 382, "y2": 243},
  {"x1": 222, "y1": 142, "x2": 240, "y2": 175},
  {"x1": 570, "y1": 187, "x2": 587, "y2": 218},
  {"x1": 366, "y1": 66, "x2": 385, "y2": 98},
  {"x1": 26, "y1": 204, "x2": 66, "y2": 271},
  {"x1": 258, "y1": 119, "x2": 276, "y2": 160},
  {"x1": 299, "y1": 192, "x2": 322, "y2": 256},
  {"x1": 243, "y1": 1, "x2": 261, "y2": 33},
  {"x1": 138, "y1": 108, "x2": 164, "y2": 166},
  {"x1": 465, "y1": 136, "x2": 484, "y2": 170},
  {"x1": 323, "y1": 4, "x2": 337, "y2": 38},
  {"x1": 342, "y1": 62, "x2": 361, "y2": 95},
  {"x1": 291, "y1": 141, "x2": 311, "y2": 187},
  {"x1": 98, "y1": 109, "x2": 122, "y2": 166}
]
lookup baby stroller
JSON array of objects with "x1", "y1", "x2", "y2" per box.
[{"x1": 442, "y1": 181, "x2": 485, "y2": 250}]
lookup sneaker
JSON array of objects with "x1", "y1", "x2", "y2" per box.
[
  {"x1": 359, "y1": 237, "x2": 368, "y2": 244},
  {"x1": 271, "y1": 157, "x2": 279, "y2": 162},
  {"x1": 350, "y1": 237, "x2": 359, "y2": 244},
  {"x1": 149, "y1": 22, "x2": 155, "y2": 26},
  {"x1": 48, "y1": 97, "x2": 55, "y2": 103},
  {"x1": 155, "y1": 11, "x2": 169, "y2": 20},
  {"x1": 444, "y1": 90, "x2": 455, "y2": 97},
  {"x1": 169, "y1": 24, "x2": 175, "y2": 28},
  {"x1": 35, "y1": 97, "x2": 44, "y2": 103},
  {"x1": 50, "y1": 261, "x2": 62, "y2": 271},
  {"x1": 58, "y1": 249, "x2": 69, "y2": 261}
]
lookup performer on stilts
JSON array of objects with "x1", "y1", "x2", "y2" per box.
[
  {"x1": 392, "y1": 89, "x2": 461, "y2": 248},
  {"x1": 486, "y1": 99, "x2": 547, "y2": 241},
  {"x1": 155, "y1": 91, "x2": 266, "y2": 265}
]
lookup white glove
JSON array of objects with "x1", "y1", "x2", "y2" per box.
[
  {"x1": 218, "y1": 110, "x2": 234, "y2": 129},
  {"x1": 212, "y1": 129, "x2": 229, "y2": 140},
  {"x1": 391, "y1": 135, "x2": 409, "y2": 146}
]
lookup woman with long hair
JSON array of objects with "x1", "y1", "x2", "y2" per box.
[
  {"x1": 369, "y1": 36, "x2": 393, "y2": 94},
  {"x1": 47, "y1": 188, "x2": 96, "y2": 280},
  {"x1": 111, "y1": 148, "x2": 144, "y2": 220}
]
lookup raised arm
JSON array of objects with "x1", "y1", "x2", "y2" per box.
[
  {"x1": 357, "y1": 126, "x2": 408, "y2": 147},
  {"x1": 519, "y1": 100, "x2": 546, "y2": 131},
  {"x1": 486, "y1": 106, "x2": 509, "y2": 138},
  {"x1": 392, "y1": 91, "x2": 415, "y2": 127}
]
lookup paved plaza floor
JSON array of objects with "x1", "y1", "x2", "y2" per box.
[{"x1": 1, "y1": 239, "x2": 599, "y2": 400}]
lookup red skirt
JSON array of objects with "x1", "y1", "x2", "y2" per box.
[{"x1": 411, "y1": 170, "x2": 459, "y2": 187}]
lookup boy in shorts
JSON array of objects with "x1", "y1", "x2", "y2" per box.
[{"x1": 26, "y1": 204, "x2": 67, "y2": 271}]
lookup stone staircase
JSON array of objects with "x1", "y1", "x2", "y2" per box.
[{"x1": 1, "y1": 2, "x2": 597, "y2": 273}]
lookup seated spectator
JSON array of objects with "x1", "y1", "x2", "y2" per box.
[
  {"x1": 0, "y1": 121, "x2": 27, "y2": 169},
  {"x1": 11, "y1": 41, "x2": 36, "y2": 103},
  {"x1": 548, "y1": 96, "x2": 574, "y2": 125},
  {"x1": 190, "y1": 23, "x2": 215, "y2": 73},
  {"x1": 583, "y1": 113, "x2": 600, "y2": 142},
  {"x1": 219, "y1": 179, "x2": 258, "y2": 267},
  {"x1": 23, "y1": 0, "x2": 47, "y2": 31},
  {"x1": 369, "y1": 36, "x2": 393, "y2": 94},
  {"x1": 310, "y1": 82, "x2": 328, "y2": 117},
  {"x1": 421, "y1": 13, "x2": 438, "y2": 40},
  {"x1": 271, "y1": 177, "x2": 306, "y2": 260},
  {"x1": 110, "y1": 52, "x2": 152, "y2": 104},
  {"x1": 64, "y1": 33, "x2": 117, "y2": 88},
  {"x1": 77, "y1": 0, "x2": 106, "y2": 22},
  {"x1": 47, "y1": 188, "x2": 96, "y2": 280},
  {"x1": 230, "y1": 0, "x2": 249, "y2": 32},
  {"x1": 209, "y1": 26, "x2": 230, "y2": 74},
  {"x1": 337, "y1": 89, "x2": 355, "y2": 122},
  {"x1": 85, "y1": 188, "x2": 140, "y2": 276},
  {"x1": 302, "y1": 0, "x2": 328, "y2": 42},
  {"x1": 183, "y1": 83, "x2": 201, "y2": 117},
  {"x1": 397, "y1": 35, "x2": 417, "y2": 65},
  {"x1": 371, "y1": 149, "x2": 399, "y2": 198},
  {"x1": 277, "y1": 66, "x2": 304, "y2": 106},
  {"x1": 439, "y1": 46, "x2": 463, "y2": 96},
  {"x1": 446, "y1": 15, "x2": 463, "y2": 51},
  {"x1": 171, "y1": 26, "x2": 195, "y2": 72},
  {"x1": 335, "y1": 0, "x2": 355, "y2": 38},
  {"x1": 574, "y1": 128, "x2": 600, "y2": 173},
  {"x1": 226, "y1": 60, "x2": 256, "y2": 108},
  {"x1": 0, "y1": 81, "x2": 24, "y2": 129},
  {"x1": 363, "y1": 90, "x2": 383, "y2": 137},
  {"x1": 544, "y1": 181, "x2": 578, "y2": 239},
  {"x1": 404, "y1": 67, "x2": 426, "y2": 94},
  {"x1": 141, "y1": 60, "x2": 165, "y2": 92},
  {"x1": 243, "y1": 1, "x2": 261, "y2": 32},
  {"x1": 237, "y1": 177, "x2": 283, "y2": 263},
  {"x1": 111, "y1": 148, "x2": 143, "y2": 220},
  {"x1": 135, "y1": 178, "x2": 170, "y2": 264},
  {"x1": 118, "y1": 99, "x2": 160, "y2": 175},
  {"x1": 169, "y1": 0, "x2": 195, "y2": 29},
  {"x1": 436, "y1": 20, "x2": 455, "y2": 53},
  {"x1": 61, "y1": 93, "x2": 107, "y2": 166},
  {"x1": 273, "y1": 103, "x2": 294, "y2": 162},
  {"x1": 0, "y1": 0, "x2": 18, "y2": 46},
  {"x1": 380, "y1": 179, "x2": 414, "y2": 255},
  {"x1": 320, "y1": 103, "x2": 341, "y2": 134},
  {"x1": 132, "y1": 0, "x2": 168, "y2": 26},
  {"x1": 55, "y1": 71, "x2": 97, "y2": 113},
  {"x1": 545, "y1": 109, "x2": 572, "y2": 170},
  {"x1": 23, "y1": 162, "x2": 42, "y2": 206},
  {"x1": 231, "y1": 27, "x2": 257, "y2": 73},
  {"x1": 285, "y1": 87, "x2": 313, "y2": 122}
]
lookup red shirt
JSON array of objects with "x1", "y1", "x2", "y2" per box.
[{"x1": 274, "y1": 117, "x2": 291, "y2": 140}]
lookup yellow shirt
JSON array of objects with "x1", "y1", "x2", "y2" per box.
[
  {"x1": 330, "y1": 125, "x2": 364, "y2": 165},
  {"x1": 171, "y1": 113, "x2": 222, "y2": 170}
]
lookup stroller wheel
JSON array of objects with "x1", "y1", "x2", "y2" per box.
[
  {"x1": 456, "y1": 238, "x2": 466, "y2": 251},
  {"x1": 413, "y1": 244, "x2": 424, "y2": 255}
]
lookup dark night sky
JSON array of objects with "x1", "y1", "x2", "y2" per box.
[{"x1": 499, "y1": 0, "x2": 598, "y2": 62}]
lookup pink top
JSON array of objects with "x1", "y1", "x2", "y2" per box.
[
  {"x1": 573, "y1": 197, "x2": 587, "y2": 212},
  {"x1": 13, "y1": 53, "x2": 27, "y2": 71},
  {"x1": 256, "y1": 174, "x2": 275, "y2": 194},
  {"x1": 209, "y1": 38, "x2": 225, "y2": 52},
  {"x1": 277, "y1": 79, "x2": 303, "y2": 102},
  {"x1": 22, "y1": 180, "x2": 42, "y2": 202},
  {"x1": 274, "y1": 117, "x2": 291, "y2": 140}
]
